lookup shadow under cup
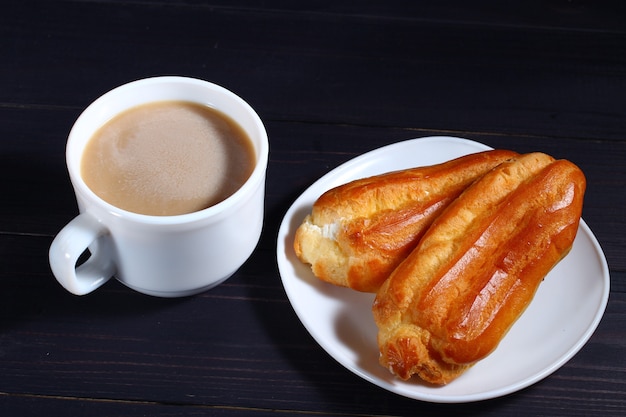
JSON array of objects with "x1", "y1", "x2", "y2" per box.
[{"x1": 49, "y1": 76, "x2": 269, "y2": 297}]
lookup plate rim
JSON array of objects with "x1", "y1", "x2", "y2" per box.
[{"x1": 276, "y1": 136, "x2": 611, "y2": 403}]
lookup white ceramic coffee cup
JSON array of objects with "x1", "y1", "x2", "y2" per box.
[{"x1": 49, "y1": 76, "x2": 269, "y2": 297}]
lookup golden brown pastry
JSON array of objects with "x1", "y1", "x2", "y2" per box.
[
  {"x1": 373, "y1": 152, "x2": 586, "y2": 384},
  {"x1": 293, "y1": 150, "x2": 518, "y2": 292}
]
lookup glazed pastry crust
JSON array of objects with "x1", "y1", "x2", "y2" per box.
[
  {"x1": 293, "y1": 150, "x2": 518, "y2": 292},
  {"x1": 373, "y1": 153, "x2": 586, "y2": 384}
]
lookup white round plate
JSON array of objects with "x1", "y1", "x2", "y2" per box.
[{"x1": 276, "y1": 136, "x2": 610, "y2": 403}]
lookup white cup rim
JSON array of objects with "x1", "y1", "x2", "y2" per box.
[{"x1": 66, "y1": 76, "x2": 269, "y2": 226}]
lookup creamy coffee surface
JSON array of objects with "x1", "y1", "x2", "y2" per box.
[{"x1": 81, "y1": 101, "x2": 255, "y2": 216}]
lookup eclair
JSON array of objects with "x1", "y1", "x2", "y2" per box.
[
  {"x1": 293, "y1": 150, "x2": 518, "y2": 292},
  {"x1": 373, "y1": 152, "x2": 586, "y2": 384}
]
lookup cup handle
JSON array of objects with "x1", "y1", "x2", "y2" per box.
[{"x1": 49, "y1": 213, "x2": 116, "y2": 295}]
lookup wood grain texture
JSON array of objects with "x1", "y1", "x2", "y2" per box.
[{"x1": 1, "y1": 0, "x2": 624, "y2": 415}]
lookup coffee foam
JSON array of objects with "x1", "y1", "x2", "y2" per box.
[{"x1": 81, "y1": 101, "x2": 255, "y2": 216}]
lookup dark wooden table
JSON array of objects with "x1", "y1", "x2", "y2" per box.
[{"x1": 2, "y1": 1, "x2": 625, "y2": 415}]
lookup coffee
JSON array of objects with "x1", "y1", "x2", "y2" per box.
[{"x1": 81, "y1": 100, "x2": 256, "y2": 216}]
